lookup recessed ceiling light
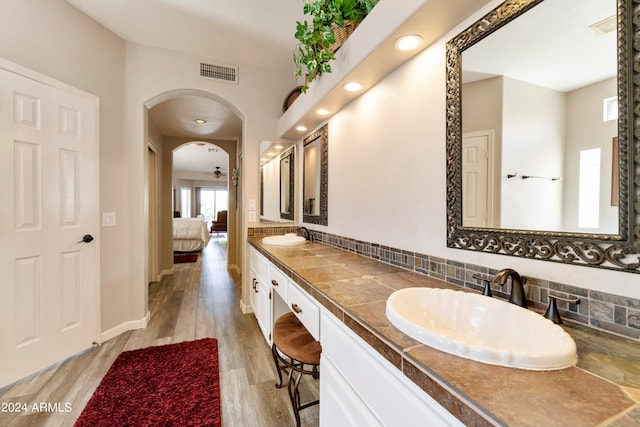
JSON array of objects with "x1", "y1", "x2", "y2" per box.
[
  {"x1": 343, "y1": 82, "x2": 363, "y2": 92},
  {"x1": 260, "y1": 157, "x2": 267, "y2": 162},
  {"x1": 316, "y1": 108, "x2": 330, "y2": 116},
  {"x1": 394, "y1": 34, "x2": 422, "y2": 51},
  {"x1": 274, "y1": 144, "x2": 284, "y2": 149},
  {"x1": 266, "y1": 152, "x2": 275, "y2": 157},
  {"x1": 296, "y1": 126, "x2": 308, "y2": 132},
  {"x1": 193, "y1": 118, "x2": 207, "y2": 125}
]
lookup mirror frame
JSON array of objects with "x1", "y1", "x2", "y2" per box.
[
  {"x1": 303, "y1": 124, "x2": 328, "y2": 226},
  {"x1": 445, "y1": 0, "x2": 640, "y2": 273},
  {"x1": 280, "y1": 146, "x2": 295, "y2": 221}
]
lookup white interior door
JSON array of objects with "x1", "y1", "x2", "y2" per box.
[
  {"x1": 462, "y1": 132, "x2": 491, "y2": 228},
  {"x1": 0, "y1": 66, "x2": 99, "y2": 388}
]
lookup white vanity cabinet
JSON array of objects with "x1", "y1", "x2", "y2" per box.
[
  {"x1": 249, "y1": 246, "x2": 295, "y2": 344},
  {"x1": 249, "y1": 244, "x2": 462, "y2": 426},
  {"x1": 319, "y1": 311, "x2": 464, "y2": 427},
  {"x1": 249, "y1": 247, "x2": 272, "y2": 343}
]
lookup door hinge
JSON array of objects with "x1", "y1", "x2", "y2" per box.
[{"x1": 269, "y1": 291, "x2": 272, "y2": 300}]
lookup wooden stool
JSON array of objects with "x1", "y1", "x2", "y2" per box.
[{"x1": 271, "y1": 312, "x2": 321, "y2": 426}]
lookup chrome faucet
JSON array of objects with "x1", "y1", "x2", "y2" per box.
[
  {"x1": 298, "y1": 226, "x2": 311, "y2": 241},
  {"x1": 492, "y1": 268, "x2": 527, "y2": 308}
]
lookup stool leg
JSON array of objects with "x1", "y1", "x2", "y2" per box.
[
  {"x1": 288, "y1": 369, "x2": 303, "y2": 427},
  {"x1": 271, "y1": 343, "x2": 284, "y2": 388}
]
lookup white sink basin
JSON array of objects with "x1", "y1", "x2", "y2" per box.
[
  {"x1": 386, "y1": 287, "x2": 576, "y2": 370},
  {"x1": 262, "y1": 233, "x2": 307, "y2": 246}
]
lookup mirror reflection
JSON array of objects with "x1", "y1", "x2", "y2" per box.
[
  {"x1": 446, "y1": 0, "x2": 640, "y2": 272},
  {"x1": 304, "y1": 139, "x2": 320, "y2": 216},
  {"x1": 259, "y1": 142, "x2": 294, "y2": 223},
  {"x1": 303, "y1": 124, "x2": 328, "y2": 225},
  {"x1": 461, "y1": 0, "x2": 617, "y2": 234},
  {"x1": 280, "y1": 147, "x2": 294, "y2": 220}
]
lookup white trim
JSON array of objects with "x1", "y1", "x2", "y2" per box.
[
  {"x1": 240, "y1": 299, "x2": 253, "y2": 314},
  {"x1": 99, "y1": 311, "x2": 151, "y2": 343},
  {"x1": 0, "y1": 57, "x2": 97, "y2": 101}
]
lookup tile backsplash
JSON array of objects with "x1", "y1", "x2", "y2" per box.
[{"x1": 249, "y1": 227, "x2": 640, "y2": 342}]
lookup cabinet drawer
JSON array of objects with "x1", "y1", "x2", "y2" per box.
[
  {"x1": 287, "y1": 284, "x2": 319, "y2": 340},
  {"x1": 269, "y1": 265, "x2": 288, "y2": 300}
]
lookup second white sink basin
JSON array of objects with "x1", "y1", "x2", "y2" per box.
[
  {"x1": 262, "y1": 233, "x2": 307, "y2": 246},
  {"x1": 386, "y1": 287, "x2": 576, "y2": 370}
]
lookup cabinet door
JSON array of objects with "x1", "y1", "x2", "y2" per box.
[
  {"x1": 249, "y1": 267, "x2": 258, "y2": 314},
  {"x1": 320, "y1": 356, "x2": 383, "y2": 427},
  {"x1": 255, "y1": 273, "x2": 272, "y2": 344}
]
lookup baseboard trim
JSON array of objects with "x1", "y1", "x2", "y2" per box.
[
  {"x1": 99, "y1": 311, "x2": 151, "y2": 343},
  {"x1": 240, "y1": 299, "x2": 253, "y2": 314},
  {"x1": 161, "y1": 267, "x2": 174, "y2": 276}
]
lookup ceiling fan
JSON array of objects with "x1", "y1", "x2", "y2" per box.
[{"x1": 212, "y1": 166, "x2": 226, "y2": 179}]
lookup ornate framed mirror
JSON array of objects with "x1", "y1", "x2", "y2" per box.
[
  {"x1": 446, "y1": 0, "x2": 640, "y2": 272},
  {"x1": 303, "y1": 124, "x2": 328, "y2": 225}
]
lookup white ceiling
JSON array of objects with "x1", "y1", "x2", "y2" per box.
[
  {"x1": 462, "y1": 0, "x2": 617, "y2": 92},
  {"x1": 65, "y1": 0, "x2": 304, "y2": 71},
  {"x1": 172, "y1": 143, "x2": 229, "y2": 179},
  {"x1": 66, "y1": 0, "x2": 304, "y2": 174}
]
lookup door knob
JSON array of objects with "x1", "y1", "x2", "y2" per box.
[{"x1": 79, "y1": 234, "x2": 94, "y2": 243}]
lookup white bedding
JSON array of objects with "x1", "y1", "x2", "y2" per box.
[{"x1": 173, "y1": 218, "x2": 211, "y2": 252}]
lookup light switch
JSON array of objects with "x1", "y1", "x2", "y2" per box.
[
  {"x1": 249, "y1": 212, "x2": 257, "y2": 222},
  {"x1": 102, "y1": 212, "x2": 116, "y2": 227},
  {"x1": 249, "y1": 199, "x2": 256, "y2": 211}
]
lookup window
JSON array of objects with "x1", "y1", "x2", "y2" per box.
[
  {"x1": 200, "y1": 188, "x2": 228, "y2": 222},
  {"x1": 578, "y1": 148, "x2": 601, "y2": 228},
  {"x1": 180, "y1": 187, "x2": 191, "y2": 218},
  {"x1": 603, "y1": 96, "x2": 618, "y2": 122}
]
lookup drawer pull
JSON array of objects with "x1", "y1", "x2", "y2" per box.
[
  {"x1": 254, "y1": 281, "x2": 259, "y2": 293},
  {"x1": 271, "y1": 279, "x2": 279, "y2": 287},
  {"x1": 291, "y1": 303, "x2": 303, "y2": 314}
]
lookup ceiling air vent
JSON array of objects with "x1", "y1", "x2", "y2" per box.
[{"x1": 199, "y1": 62, "x2": 239, "y2": 84}]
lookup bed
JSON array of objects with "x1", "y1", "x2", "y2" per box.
[{"x1": 173, "y1": 218, "x2": 211, "y2": 252}]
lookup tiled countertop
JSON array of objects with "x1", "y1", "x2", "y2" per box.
[{"x1": 249, "y1": 238, "x2": 640, "y2": 426}]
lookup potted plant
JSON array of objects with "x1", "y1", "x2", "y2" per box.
[{"x1": 293, "y1": 0, "x2": 378, "y2": 93}]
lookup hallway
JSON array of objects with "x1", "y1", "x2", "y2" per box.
[{"x1": 0, "y1": 239, "x2": 319, "y2": 426}]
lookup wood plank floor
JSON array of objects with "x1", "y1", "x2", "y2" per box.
[{"x1": 0, "y1": 238, "x2": 320, "y2": 426}]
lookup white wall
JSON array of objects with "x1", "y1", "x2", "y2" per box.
[
  {"x1": 0, "y1": 0, "x2": 294, "y2": 333},
  {"x1": 260, "y1": 156, "x2": 281, "y2": 221},
  {"x1": 0, "y1": 0, "x2": 135, "y2": 332},
  {"x1": 564, "y1": 77, "x2": 618, "y2": 233},
  {"x1": 124, "y1": 43, "x2": 294, "y2": 313},
  {"x1": 301, "y1": 2, "x2": 640, "y2": 299},
  {"x1": 501, "y1": 77, "x2": 565, "y2": 231}
]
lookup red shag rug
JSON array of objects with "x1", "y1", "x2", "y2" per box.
[
  {"x1": 174, "y1": 252, "x2": 198, "y2": 263},
  {"x1": 75, "y1": 338, "x2": 221, "y2": 427}
]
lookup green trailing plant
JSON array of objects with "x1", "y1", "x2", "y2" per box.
[{"x1": 294, "y1": 0, "x2": 378, "y2": 93}]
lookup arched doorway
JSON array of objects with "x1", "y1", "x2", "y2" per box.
[{"x1": 144, "y1": 89, "x2": 243, "y2": 281}]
